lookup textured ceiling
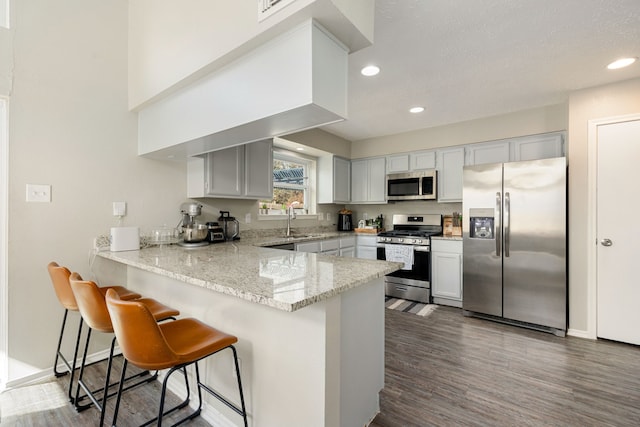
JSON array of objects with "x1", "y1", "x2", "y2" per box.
[{"x1": 321, "y1": 0, "x2": 640, "y2": 141}]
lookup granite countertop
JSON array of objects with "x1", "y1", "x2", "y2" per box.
[{"x1": 98, "y1": 236, "x2": 400, "y2": 312}]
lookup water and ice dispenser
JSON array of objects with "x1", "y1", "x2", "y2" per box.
[{"x1": 468, "y1": 208, "x2": 494, "y2": 239}]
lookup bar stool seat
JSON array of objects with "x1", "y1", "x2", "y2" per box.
[
  {"x1": 106, "y1": 288, "x2": 248, "y2": 427},
  {"x1": 69, "y1": 273, "x2": 180, "y2": 425},
  {"x1": 47, "y1": 261, "x2": 142, "y2": 403}
]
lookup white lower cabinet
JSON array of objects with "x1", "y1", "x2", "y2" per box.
[
  {"x1": 339, "y1": 236, "x2": 356, "y2": 257},
  {"x1": 356, "y1": 235, "x2": 378, "y2": 260},
  {"x1": 295, "y1": 241, "x2": 321, "y2": 253},
  {"x1": 431, "y1": 239, "x2": 463, "y2": 307},
  {"x1": 295, "y1": 236, "x2": 355, "y2": 257}
]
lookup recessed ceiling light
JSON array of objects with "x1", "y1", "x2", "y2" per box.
[
  {"x1": 607, "y1": 57, "x2": 637, "y2": 70},
  {"x1": 409, "y1": 106, "x2": 425, "y2": 114},
  {"x1": 361, "y1": 65, "x2": 380, "y2": 76},
  {"x1": 296, "y1": 147, "x2": 305, "y2": 151}
]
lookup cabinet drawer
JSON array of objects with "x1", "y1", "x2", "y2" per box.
[
  {"x1": 431, "y1": 239, "x2": 462, "y2": 253},
  {"x1": 320, "y1": 239, "x2": 339, "y2": 251},
  {"x1": 339, "y1": 236, "x2": 356, "y2": 248},
  {"x1": 356, "y1": 235, "x2": 378, "y2": 246},
  {"x1": 296, "y1": 241, "x2": 320, "y2": 253}
]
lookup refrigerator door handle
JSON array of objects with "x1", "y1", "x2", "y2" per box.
[
  {"x1": 495, "y1": 192, "x2": 501, "y2": 256},
  {"x1": 504, "y1": 191, "x2": 511, "y2": 257}
]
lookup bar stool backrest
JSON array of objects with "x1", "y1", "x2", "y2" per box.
[
  {"x1": 69, "y1": 273, "x2": 114, "y2": 333},
  {"x1": 105, "y1": 289, "x2": 180, "y2": 370},
  {"x1": 47, "y1": 262, "x2": 78, "y2": 311}
]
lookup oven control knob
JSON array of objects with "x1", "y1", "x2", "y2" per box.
[
  {"x1": 413, "y1": 239, "x2": 421, "y2": 244},
  {"x1": 398, "y1": 238, "x2": 404, "y2": 243}
]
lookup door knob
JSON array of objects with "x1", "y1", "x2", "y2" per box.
[{"x1": 600, "y1": 238, "x2": 613, "y2": 247}]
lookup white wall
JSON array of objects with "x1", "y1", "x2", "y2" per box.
[
  {"x1": 351, "y1": 104, "x2": 568, "y2": 159},
  {"x1": 128, "y1": 0, "x2": 373, "y2": 110},
  {"x1": 128, "y1": 0, "x2": 316, "y2": 109},
  {"x1": 567, "y1": 77, "x2": 640, "y2": 335},
  {"x1": 6, "y1": 0, "x2": 186, "y2": 383}
]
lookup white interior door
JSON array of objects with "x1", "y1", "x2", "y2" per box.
[{"x1": 596, "y1": 118, "x2": 640, "y2": 344}]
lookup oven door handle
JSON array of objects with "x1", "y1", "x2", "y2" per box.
[{"x1": 414, "y1": 246, "x2": 430, "y2": 252}]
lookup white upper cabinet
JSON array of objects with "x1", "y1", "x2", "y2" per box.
[
  {"x1": 386, "y1": 154, "x2": 410, "y2": 173},
  {"x1": 187, "y1": 139, "x2": 273, "y2": 199},
  {"x1": 466, "y1": 132, "x2": 565, "y2": 166},
  {"x1": 411, "y1": 150, "x2": 436, "y2": 170},
  {"x1": 318, "y1": 156, "x2": 351, "y2": 204},
  {"x1": 386, "y1": 150, "x2": 436, "y2": 173},
  {"x1": 465, "y1": 141, "x2": 511, "y2": 166},
  {"x1": 436, "y1": 147, "x2": 465, "y2": 202},
  {"x1": 351, "y1": 157, "x2": 386, "y2": 204},
  {"x1": 511, "y1": 133, "x2": 564, "y2": 161}
]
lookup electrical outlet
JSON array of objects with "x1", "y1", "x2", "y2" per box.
[
  {"x1": 113, "y1": 201, "x2": 126, "y2": 216},
  {"x1": 26, "y1": 184, "x2": 51, "y2": 202},
  {"x1": 245, "y1": 213, "x2": 251, "y2": 223},
  {"x1": 326, "y1": 212, "x2": 332, "y2": 222}
]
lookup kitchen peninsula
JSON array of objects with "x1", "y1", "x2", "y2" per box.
[{"x1": 97, "y1": 241, "x2": 400, "y2": 427}]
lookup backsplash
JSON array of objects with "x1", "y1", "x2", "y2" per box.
[
  {"x1": 177, "y1": 198, "x2": 460, "y2": 235},
  {"x1": 346, "y1": 201, "x2": 462, "y2": 231}
]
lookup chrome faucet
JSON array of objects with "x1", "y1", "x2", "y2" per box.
[{"x1": 286, "y1": 202, "x2": 299, "y2": 237}]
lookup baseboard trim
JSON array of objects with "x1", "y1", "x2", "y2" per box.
[
  {"x1": 567, "y1": 328, "x2": 594, "y2": 339},
  {"x1": 5, "y1": 347, "x2": 114, "y2": 390}
]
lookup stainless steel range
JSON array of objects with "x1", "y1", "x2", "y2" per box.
[{"x1": 377, "y1": 214, "x2": 443, "y2": 303}]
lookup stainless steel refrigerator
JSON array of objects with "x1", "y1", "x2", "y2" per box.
[{"x1": 462, "y1": 157, "x2": 567, "y2": 336}]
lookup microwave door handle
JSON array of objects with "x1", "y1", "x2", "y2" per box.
[
  {"x1": 495, "y1": 192, "x2": 501, "y2": 256},
  {"x1": 504, "y1": 192, "x2": 510, "y2": 257}
]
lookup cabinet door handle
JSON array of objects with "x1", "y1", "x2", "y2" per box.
[{"x1": 600, "y1": 238, "x2": 613, "y2": 247}]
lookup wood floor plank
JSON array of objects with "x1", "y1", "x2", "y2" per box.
[
  {"x1": 4, "y1": 305, "x2": 640, "y2": 426},
  {"x1": 372, "y1": 306, "x2": 640, "y2": 427}
]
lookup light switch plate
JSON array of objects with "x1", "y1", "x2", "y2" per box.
[{"x1": 26, "y1": 184, "x2": 51, "y2": 202}]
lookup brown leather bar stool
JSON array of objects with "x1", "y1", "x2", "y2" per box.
[
  {"x1": 47, "y1": 262, "x2": 142, "y2": 404},
  {"x1": 106, "y1": 288, "x2": 248, "y2": 427},
  {"x1": 69, "y1": 273, "x2": 180, "y2": 426}
]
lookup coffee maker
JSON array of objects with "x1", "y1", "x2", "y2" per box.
[{"x1": 338, "y1": 210, "x2": 353, "y2": 231}]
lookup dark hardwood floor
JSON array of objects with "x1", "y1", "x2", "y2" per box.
[
  {"x1": 372, "y1": 306, "x2": 640, "y2": 427},
  {"x1": 3, "y1": 306, "x2": 640, "y2": 426}
]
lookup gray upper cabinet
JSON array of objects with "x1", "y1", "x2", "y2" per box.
[
  {"x1": 187, "y1": 139, "x2": 273, "y2": 199},
  {"x1": 351, "y1": 157, "x2": 386, "y2": 204},
  {"x1": 318, "y1": 155, "x2": 351, "y2": 204}
]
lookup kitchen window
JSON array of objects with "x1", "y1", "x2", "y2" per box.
[{"x1": 259, "y1": 150, "x2": 316, "y2": 217}]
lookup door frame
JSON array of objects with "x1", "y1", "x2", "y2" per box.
[
  {"x1": 0, "y1": 97, "x2": 7, "y2": 390},
  {"x1": 587, "y1": 113, "x2": 640, "y2": 340}
]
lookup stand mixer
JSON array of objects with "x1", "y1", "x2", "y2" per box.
[{"x1": 177, "y1": 202, "x2": 209, "y2": 247}]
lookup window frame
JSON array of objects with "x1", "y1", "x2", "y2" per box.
[{"x1": 258, "y1": 149, "x2": 318, "y2": 219}]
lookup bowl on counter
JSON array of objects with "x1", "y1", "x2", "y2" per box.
[{"x1": 183, "y1": 224, "x2": 209, "y2": 243}]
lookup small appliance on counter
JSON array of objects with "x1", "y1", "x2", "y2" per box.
[
  {"x1": 177, "y1": 202, "x2": 209, "y2": 247},
  {"x1": 110, "y1": 226, "x2": 140, "y2": 252},
  {"x1": 218, "y1": 211, "x2": 240, "y2": 240},
  {"x1": 337, "y1": 209, "x2": 353, "y2": 231},
  {"x1": 206, "y1": 222, "x2": 225, "y2": 243}
]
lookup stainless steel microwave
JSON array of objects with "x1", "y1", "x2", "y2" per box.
[{"x1": 386, "y1": 171, "x2": 437, "y2": 201}]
